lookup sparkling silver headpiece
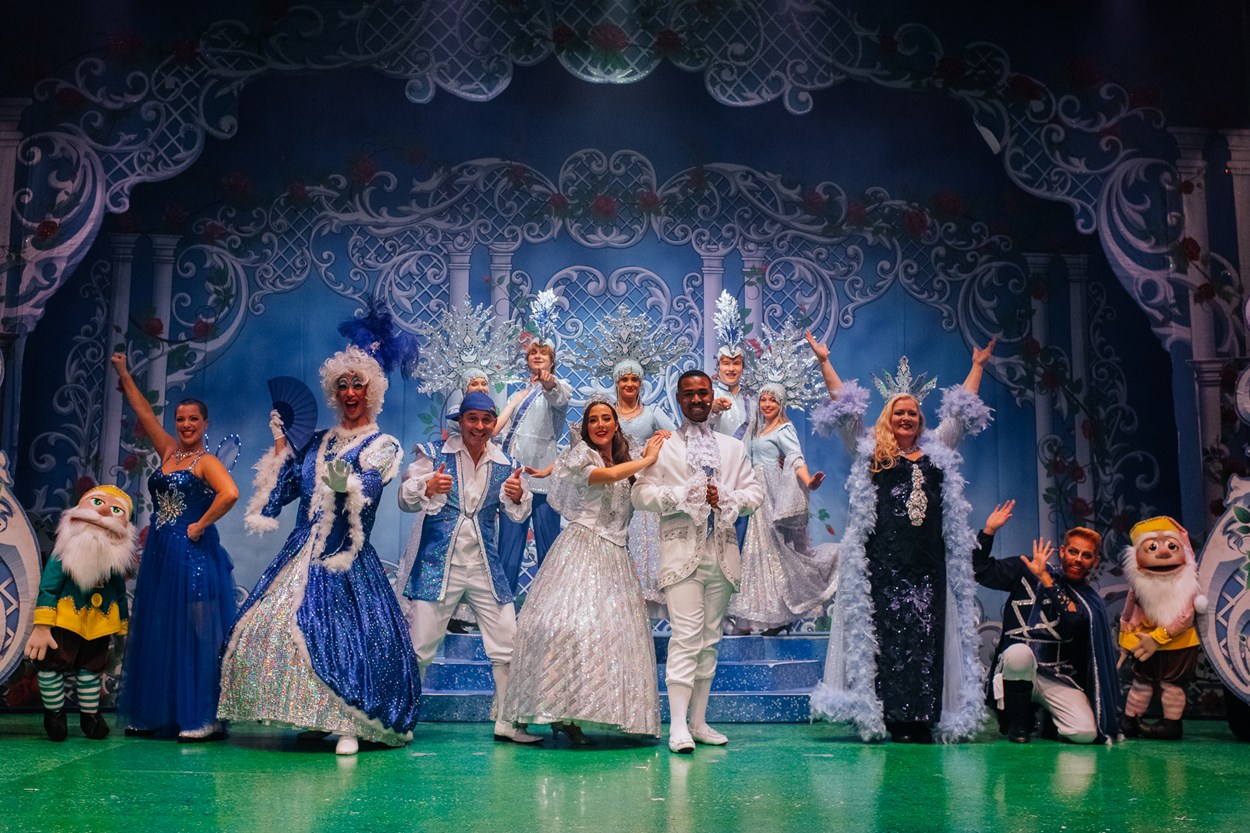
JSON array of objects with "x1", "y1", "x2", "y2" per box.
[
  {"x1": 713, "y1": 290, "x2": 747, "y2": 359},
  {"x1": 872, "y1": 357, "x2": 937, "y2": 404},
  {"x1": 526, "y1": 289, "x2": 561, "y2": 348},
  {"x1": 571, "y1": 304, "x2": 689, "y2": 381},
  {"x1": 740, "y1": 317, "x2": 823, "y2": 410},
  {"x1": 413, "y1": 298, "x2": 522, "y2": 397}
]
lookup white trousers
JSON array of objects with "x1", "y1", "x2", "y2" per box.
[
  {"x1": 664, "y1": 549, "x2": 735, "y2": 691},
  {"x1": 410, "y1": 560, "x2": 517, "y2": 670},
  {"x1": 997, "y1": 643, "x2": 1098, "y2": 744}
]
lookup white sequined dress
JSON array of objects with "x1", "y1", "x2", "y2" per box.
[
  {"x1": 727, "y1": 422, "x2": 838, "y2": 627},
  {"x1": 499, "y1": 442, "x2": 661, "y2": 736}
]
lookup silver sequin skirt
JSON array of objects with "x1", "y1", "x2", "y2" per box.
[
  {"x1": 217, "y1": 543, "x2": 408, "y2": 745},
  {"x1": 499, "y1": 522, "x2": 661, "y2": 736}
]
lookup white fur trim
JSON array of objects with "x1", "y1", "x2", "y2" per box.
[
  {"x1": 318, "y1": 473, "x2": 368, "y2": 573},
  {"x1": 243, "y1": 444, "x2": 294, "y2": 534}
]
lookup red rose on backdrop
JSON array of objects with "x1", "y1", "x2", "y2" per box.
[
  {"x1": 552, "y1": 23, "x2": 576, "y2": 50},
  {"x1": 591, "y1": 194, "x2": 619, "y2": 220},
  {"x1": 932, "y1": 191, "x2": 964, "y2": 219},
  {"x1": 689, "y1": 166, "x2": 706, "y2": 190},
  {"x1": 172, "y1": 38, "x2": 199, "y2": 63},
  {"x1": 162, "y1": 203, "x2": 189, "y2": 228},
  {"x1": 655, "y1": 29, "x2": 684, "y2": 55},
  {"x1": 1006, "y1": 74, "x2": 1043, "y2": 101},
  {"x1": 902, "y1": 208, "x2": 928, "y2": 237},
  {"x1": 1021, "y1": 336, "x2": 1042, "y2": 358},
  {"x1": 116, "y1": 210, "x2": 142, "y2": 233},
  {"x1": 54, "y1": 86, "x2": 87, "y2": 110},
  {"x1": 192, "y1": 318, "x2": 213, "y2": 339},
  {"x1": 1068, "y1": 463, "x2": 1086, "y2": 483},
  {"x1": 1070, "y1": 497, "x2": 1093, "y2": 520},
  {"x1": 1048, "y1": 455, "x2": 1067, "y2": 475},
  {"x1": 548, "y1": 192, "x2": 570, "y2": 213},
  {"x1": 507, "y1": 163, "x2": 528, "y2": 185},
  {"x1": 4, "y1": 671, "x2": 39, "y2": 707},
  {"x1": 1179, "y1": 236, "x2": 1202, "y2": 262},
  {"x1": 122, "y1": 454, "x2": 139, "y2": 472},
  {"x1": 1063, "y1": 58, "x2": 1102, "y2": 90},
  {"x1": 589, "y1": 22, "x2": 629, "y2": 53},
  {"x1": 803, "y1": 191, "x2": 827, "y2": 213},
  {"x1": 845, "y1": 201, "x2": 867, "y2": 225},
  {"x1": 138, "y1": 524, "x2": 150, "y2": 550},
  {"x1": 143, "y1": 317, "x2": 164, "y2": 338},
  {"x1": 637, "y1": 190, "x2": 662, "y2": 212},
  {"x1": 286, "y1": 180, "x2": 310, "y2": 204},
  {"x1": 107, "y1": 32, "x2": 143, "y2": 59},
  {"x1": 1080, "y1": 419, "x2": 1098, "y2": 440},
  {"x1": 220, "y1": 172, "x2": 252, "y2": 199},
  {"x1": 350, "y1": 156, "x2": 376, "y2": 186},
  {"x1": 75, "y1": 475, "x2": 96, "y2": 495},
  {"x1": 1195, "y1": 283, "x2": 1216, "y2": 303},
  {"x1": 203, "y1": 222, "x2": 227, "y2": 242},
  {"x1": 1180, "y1": 180, "x2": 1196, "y2": 195},
  {"x1": 1040, "y1": 368, "x2": 1061, "y2": 391},
  {"x1": 935, "y1": 55, "x2": 967, "y2": 84},
  {"x1": 34, "y1": 220, "x2": 59, "y2": 242},
  {"x1": 133, "y1": 420, "x2": 148, "y2": 439},
  {"x1": 1029, "y1": 278, "x2": 1049, "y2": 300}
]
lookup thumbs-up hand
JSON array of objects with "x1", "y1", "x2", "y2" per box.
[
  {"x1": 503, "y1": 467, "x2": 524, "y2": 504},
  {"x1": 425, "y1": 462, "x2": 453, "y2": 497}
]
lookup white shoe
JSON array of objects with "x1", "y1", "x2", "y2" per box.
[
  {"x1": 493, "y1": 721, "x2": 543, "y2": 744},
  {"x1": 690, "y1": 724, "x2": 728, "y2": 745},
  {"x1": 668, "y1": 731, "x2": 695, "y2": 754},
  {"x1": 335, "y1": 735, "x2": 359, "y2": 756}
]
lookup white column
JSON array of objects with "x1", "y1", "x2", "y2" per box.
[
  {"x1": 1221, "y1": 129, "x2": 1250, "y2": 298},
  {"x1": 1171, "y1": 127, "x2": 1223, "y2": 530},
  {"x1": 448, "y1": 249, "x2": 471, "y2": 303},
  {"x1": 147, "y1": 235, "x2": 179, "y2": 416},
  {"x1": 98, "y1": 234, "x2": 139, "y2": 484},
  {"x1": 1061, "y1": 255, "x2": 1095, "y2": 519},
  {"x1": 701, "y1": 255, "x2": 724, "y2": 371},
  {"x1": 742, "y1": 250, "x2": 764, "y2": 336},
  {"x1": 489, "y1": 247, "x2": 514, "y2": 319},
  {"x1": 1025, "y1": 252, "x2": 1056, "y2": 538}
]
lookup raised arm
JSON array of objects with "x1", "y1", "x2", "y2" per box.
[
  {"x1": 186, "y1": 455, "x2": 240, "y2": 542},
  {"x1": 589, "y1": 433, "x2": 665, "y2": 485},
  {"x1": 805, "y1": 331, "x2": 842, "y2": 397},
  {"x1": 962, "y1": 338, "x2": 997, "y2": 395},
  {"x1": 111, "y1": 352, "x2": 176, "y2": 460}
]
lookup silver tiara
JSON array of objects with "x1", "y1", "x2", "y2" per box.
[{"x1": 872, "y1": 357, "x2": 937, "y2": 403}]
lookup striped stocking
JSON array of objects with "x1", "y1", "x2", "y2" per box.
[
  {"x1": 74, "y1": 671, "x2": 102, "y2": 714},
  {"x1": 36, "y1": 670, "x2": 66, "y2": 712}
]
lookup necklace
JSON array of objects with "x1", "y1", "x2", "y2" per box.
[
  {"x1": 616, "y1": 400, "x2": 642, "y2": 418},
  {"x1": 172, "y1": 447, "x2": 205, "y2": 463}
]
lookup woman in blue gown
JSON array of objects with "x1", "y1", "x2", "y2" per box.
[
  {"x1": 217, "y1": 344, "x2": 421, "y2": 755},
  {"x1": 112, "y1": 353, "x2": 239, "y2": 740}
]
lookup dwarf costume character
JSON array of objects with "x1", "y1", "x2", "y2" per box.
[
  {"x1": 1119, "y1": 516, "x2": 1207, "y2": 740},
  {"x1": 24, "y1": 486, "x2": 137, "y2": 741}
]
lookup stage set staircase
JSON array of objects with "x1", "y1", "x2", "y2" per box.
[{"x1": 419, "y1": 633, "x2": 828, "y2": 722}]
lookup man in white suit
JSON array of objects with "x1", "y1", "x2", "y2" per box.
[{"x1": 632, "y1": 370, "x2": 763, "y2": 753}]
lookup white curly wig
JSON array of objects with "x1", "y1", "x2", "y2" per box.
[{"x1": 319, "y1": 344, "x2": 388, "y2": 419}]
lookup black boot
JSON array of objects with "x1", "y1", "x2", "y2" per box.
[
  {"x1": 43, "y1": 710, "x2": 68, "y2": 742},
  {"x1": 80, "y1": 712, "x2": 110, "y2": 740},
  {"x1": 1139, "y1": 718, "x2": 1183, "y2": 740},
  {"x1": 1002, "y1": 681, "x2": 1035, "y2": 743},
  {"x1": 1120, "y1": 714, "x2": 1142, "y2": 738}
]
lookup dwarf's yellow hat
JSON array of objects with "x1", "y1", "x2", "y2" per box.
[
  {"x1": 85, "y1": 484, "x2": 134, "y2": 517},
  {"x1": 1129, "y1": 515, "x2": 1185, "y2": 547}
]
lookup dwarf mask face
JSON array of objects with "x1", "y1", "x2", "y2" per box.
[
  {"x1": 70, "y1": 488, "x2": 133, "y2": 542},
  {"x1": 1134, "y1": 531, "x2": 1189, "y2": 576}
]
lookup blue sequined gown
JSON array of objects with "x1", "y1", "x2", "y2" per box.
[
  {"x1": 218, "y1": 426, "x2": 421, "y2": 745},
  {"x1": 118, "y1": 465, "x2": 236, "y2": 734}
]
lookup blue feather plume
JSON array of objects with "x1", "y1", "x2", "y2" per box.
[{"x1": 337, "y1": 298, "x2": 420, "y2": 377}]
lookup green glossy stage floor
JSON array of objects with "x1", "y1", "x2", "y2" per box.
[{"x1": 2, "y1": 716, "x2": 1247, "y2": 833}]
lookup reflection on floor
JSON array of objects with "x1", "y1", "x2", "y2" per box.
[{"x1": 2, "y1": 716, "x2": 1248, "y2": 833}]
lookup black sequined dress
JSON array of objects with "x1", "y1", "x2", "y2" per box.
[{"x1": 865, "y1": 455, "x2": 945, "y2": 724}]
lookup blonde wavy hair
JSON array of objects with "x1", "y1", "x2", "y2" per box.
[
  {"x1": 319, "y1": 345, "x2": 388, "y2": 419},
  {"x1": 870, "y1": 394, "x2": 924, "y2": 473}
]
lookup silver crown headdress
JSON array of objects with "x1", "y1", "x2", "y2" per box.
[
  {"x1": 740, "y1": 317, "x2": 823, "y2": 410},
  {"x1": 872, "y1": 357, "x2": 937, "y2": 403},
  {"x1": 413, "y1": 298, "x2": 522, "y2": 396},
  {"x1": 571, "y1": 304, "x2": 690, "y2": 381},
  {"x1": 525, "y1": 289, "x2": 561, "y2": 348},
  {"x1": 713, "y1": 290, "x2": 747, "y2": 359}
]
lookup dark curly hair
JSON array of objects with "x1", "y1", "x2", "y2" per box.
[{"x1": 580, "y1": 400, "x2": 631, "y2": 467}]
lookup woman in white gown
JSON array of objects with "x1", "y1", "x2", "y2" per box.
[{"x1": 499, "y1": 400, "x2": 666, "y2": 743}]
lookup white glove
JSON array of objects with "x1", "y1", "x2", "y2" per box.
[
  {"x1": 322, "y1": 459, "x2": 351, "y2": 493},
  {"x1": 269, "y1": 409, "x2": 285, "y2": 441}
]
